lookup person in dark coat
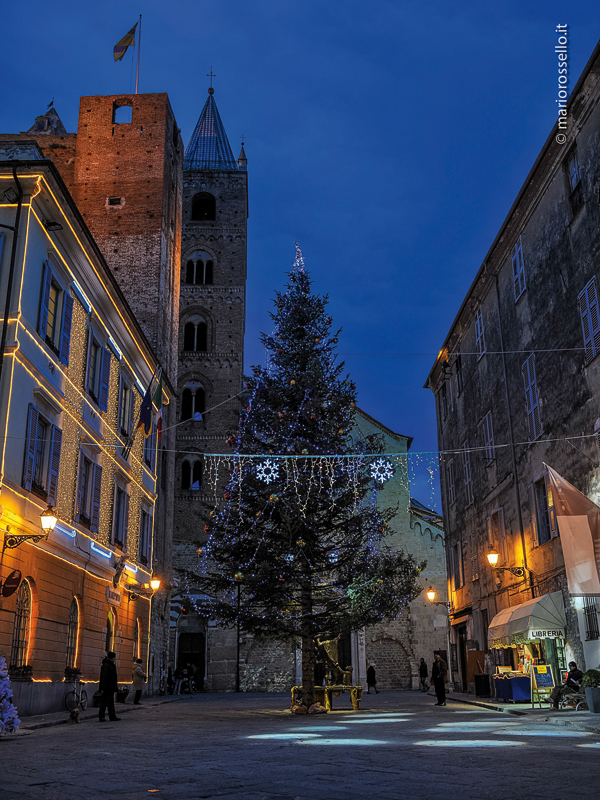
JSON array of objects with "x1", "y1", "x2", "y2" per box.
[
  {"x1": 366, "y1": 663, "x2": 379, "y2": 694},
  {"x1": 99, "y1": 652, "x2": 120, "y2": 722},
  {"x1": 431, "y1": 653, "x2": 447, "y2": 706},
  {"x1": 132, "y1": 658, "x2": 146, "y2": 705},
  {"x1": 419, "y1": 658, "x2": 429, "y2": 692}
]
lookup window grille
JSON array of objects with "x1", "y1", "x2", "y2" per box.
[
  {"x1": 522, "y1": 354, "x2": 542, "y2": 440},
  {"x1": 583, "y1": 597, "x2": 600, "y2": 641},
  {"x1": 511, "y1": 237, "x2": 527, "y2": 301},
  {"x1": 475, "y1": 307, "x2": 486, "y2": 358},
  {"x1": 578, "y1": 278, "x2": 600, "y2": 362},
  {"x1": 10, "y1": 581, "x2": 32, "y2": 668},
  {"x1": 66, "y1": 598, "x2": 79, "y2": 668}
]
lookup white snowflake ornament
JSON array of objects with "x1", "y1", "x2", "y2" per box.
[
  {"x1": 370, "y1": 458, "x2": 394, "y2": 484},
  {"x1": 256, "y1": 460, "x2": 279, "y2": 483}
]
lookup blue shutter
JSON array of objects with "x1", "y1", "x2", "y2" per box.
[
  {"x1": 89, "y1": 463, "x2": 102, "y2": 533},
  {"x1": 47, "y1": 425, "x2": 62, "y2": 505},
  {"x1": 123, "y1": 493, "x2": 130, "y2": 552},
  {"x1": 74, "y1": 452, "x2": 84, "y2": 523},
  {"x1": 23, "y1": 405, "x2": 39, "y2": 491},
  {"x1": 578, "y1": 278, "x2": 600, "y2": 362},
  {"x1": 128, "y1": 386, "x2": 135, "y2": 435},
  {"x1": 39, "y1": 261, "x2": 52, "y2": 338},
  {"x1": 528, "y1": 484, "x2": 539, "y2": 547},
  {"x1": 59, "y1": 293, "x2": 74, "y2": 365},
  {"x1": 98, "y1": 347, "x2": 111, "y2": 411}
]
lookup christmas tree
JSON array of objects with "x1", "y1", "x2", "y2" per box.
[
  {"x1": 197, "y1": 245, "x2": 423, "y2": 705},
  {"x1": 0, "y1": 655, "x2": 20, "y2": 735}
]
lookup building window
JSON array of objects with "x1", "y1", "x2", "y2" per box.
[
  {"x1": 112, "y1": 485, "x2": 130, "y2": 549},
  {"x1": 530, "y1": 475, "x2": 557, "y2": 546},
  {"x1": 583, "y1": 597, "x2": 600, "y2": 641},
  {"x1": 191, "y1": 192, "x2": 216, "y2": 221},
  {"x1": 75, "y1": 453, "x2": 102, "y2": 532},
  {"x1": 185, "y1": 258, "x2": 213, "y2": 285},
  {"x1": 86, "y1": 330, "x2": 110, "y2": 410},
  {"x1": 447, "y1": 459, "x2": 456, "y2": 506},
  {"x1": 470, "y1": 531, "x2": 479, "y2": 581},
  {"x1": 578, "y1": 277, "x2": 600, "y2": 363},
  {"x1": 113, "y1": 103, "x2": 132, "y2": 124},
  {"x1": 475, "y1": 307, "x2": 486, "y2": 358},
  {"x1": 486, "y1": 508, "x2": 506, "y2": 562},
  {"x1": 183, "y1": 321, "x2": 208, "y2": 352},
  {"x1": 462, "y1": 442, "x2": 474, "y2": 506},
  {"x1": 181, "y1": 387, "x2": 205, "y2": 421},
  {"x1": 522, "y1": 354, "x2": 542, "y2": 440},
  {"x1": 10, "y1": 580, "x2": 32, "y2": 669},
  {"x1": 106, "y1": 608, "x2": 116, "y2": 653},
  {"x1": 181, "y1": 459, "x2": 203, "y2": 491},
  {"x1": 455, "y1": 353, "x2": 463, "y2": 394},
  {"x1": 144, "y1": 424, "x2": 157, "y2": 472},
  {"x1": 511, "y1": 237, "x2": 526, "y2": 301},
  {"x1": 479, "y1": 411, "x2": 495, "y2": 463},
  {"x1": 38, "y1": 261, "x2": 73, "y2": 365},
  {"x1": 566, "y1": 150, "x2": 584, "y2": 216},
  {"x1": 451, "y1": 542, "x2": 463, "y2": 590},
  {"x1": 66, "y1": 598, "x2": 79, "y2": 669},
  {"x1": 118, "y1": 373, "x2": 135, "y2": 437},
  {"x1": 139, "y1": 506, "x2": 152, "y2": 566},
  {"x1": 22, "y1": 404, "x2": 62, "y2": 504}
]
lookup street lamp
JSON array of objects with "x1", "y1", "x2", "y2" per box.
[
  {"x1": 128, "y1": 577, "x2": 161, "y2": 601},
  {"x1": 486, "y1": 551, "x2": 533, "y2": 578},
  {"x1": 426, "y1": 586, "x2": 450, "y2": 608},
  {"x1": 2, "y1": 503, "x2": 57, "y2": 549}
]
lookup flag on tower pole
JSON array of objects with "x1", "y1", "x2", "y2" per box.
[
  {"x1": 153, "y1": 370, "x2": 164, "y2": 441},
  {"x1": 113, "y1": 21, "x2": 138, "y2": 62}
]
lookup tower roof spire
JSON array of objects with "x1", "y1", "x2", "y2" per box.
[{"x1": 184, "y1": 88, "x2": 238, "y2": 171}]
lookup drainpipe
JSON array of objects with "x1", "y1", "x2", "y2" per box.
[
  {"x1": 494, "y1": 275, "x2": 534, "y2": 598},
  {"x1": 0, "y1": 167, "x2": 24, "y2": 485}
]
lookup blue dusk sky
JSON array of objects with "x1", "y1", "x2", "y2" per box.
[{"x1": 3, "y1": 1, "x2": 600, "y2": 506}]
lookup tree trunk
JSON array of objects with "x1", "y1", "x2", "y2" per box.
[{"x1": 301, "y1": 583, "x2": 315, "y2": 707}]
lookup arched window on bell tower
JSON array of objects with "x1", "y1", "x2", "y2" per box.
[
  {"x1": 181, "y1": 386, "x2": 206, "y2": 421},
  {"x1": 184, "y1": 252, "x2": 214, "y2": 285},
  {"x1": 191, "y1": 192, "x2": 216, "y2": 221}
]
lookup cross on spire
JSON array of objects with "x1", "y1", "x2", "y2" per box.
[
  {"x1": 207, "y1": 68, "x2": 216, "y2": 88},
  {"x1": 240, "y1": 133, "x2": 246, "y2": 144}
]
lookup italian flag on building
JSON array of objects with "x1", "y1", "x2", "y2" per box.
[{"x1": 153, "y1": 371, "x2": 164, "y2": 441}]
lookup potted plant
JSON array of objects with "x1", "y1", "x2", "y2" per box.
[
  {"x1": 116, "y1": 684, "x2": 130, "y2": 703},
  {"x1": 64, "y1": 666, "x2": 82, "y2": 683},
  {"x1": 8, "y1": 664, "x2": 33, "y2": 681},
  {"x1": 582, "y1": 668, "x2": 600, "y2": 713}
]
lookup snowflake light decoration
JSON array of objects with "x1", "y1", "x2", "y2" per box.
[
  {"x1": 370, "y1": 458, "x2": 394, "y2": 484},
  {"x1": 256, "y1": 460, "x2": 279, "y2": 483}
]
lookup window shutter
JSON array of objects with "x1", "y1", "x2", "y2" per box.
[
  {"x1": 38, "y1": 261, "x2": 52, "y2": 338},
  {"x1": 578, "y1": 278, "x2": 600, "y2": 362},
  {"x1": 23, "y1": 405, "x2": 39, "y2": 491},
  {"x1": 522, "y1": 355, "x2": 541, "y2": 440},
  {"x1": 122, "y1": 492, "x2": 130, "y2": 552},
  {"x1": 46, "y1": 425, "x2": 62, "y2": 505},
  {"x1": 528, "y1": 484, "x2": 539, "y2": 547},
  {"x1": 90, "y1": 463, "x2": 102, "y2": 533},
  {"x1": 84, "y1": 327, "x2": 93, "y2": 392},
  {"x1": 129, "y1": 387, "x2": 135, "y2": 435},
  {"x1": 486, "y1": 516, "x2": 493, "y2": 547},
  {"x1": 74, "y1": 452, "x2": 83, "y2": 523},
  {"x1": 546, "y1": 476, "x2": 558, "y2": 537},
  {"x1": 98, "y1": 347, "x2": 111, "y2": 411},
  {"x1": 59, "y1": 293, "x2": 74, "y2": 365}
]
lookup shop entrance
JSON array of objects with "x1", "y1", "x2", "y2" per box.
[{"x1": 177, "y1": 632, "x2": 206, "y2": 690}]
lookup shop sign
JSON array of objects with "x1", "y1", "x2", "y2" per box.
[
  {"x1": 1, "y1": 569, "x2": 22, "y2": 597},
  {"x1": 529, "y1": 629, "x2": 562, "y2": 639},
  {"x1": 106, "y1": 586, "x2": 122, "y2": 607}
]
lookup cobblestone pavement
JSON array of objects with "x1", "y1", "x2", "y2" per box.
[{"x1": 2, "y1": 692, "x2": 599, "y2": 800}]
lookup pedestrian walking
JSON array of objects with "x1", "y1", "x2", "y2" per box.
[
  {"x1": 132, "y1": 658, "x2": 146, "y2": 705},
  {"x1": 99, "y1": 651, "x2": 121, "y2": 722},
  {"x1": 366, "y1": 663, "x2": 379, "y2": 694},
  {"x1": 419, "y1": 657, "x2": 428, "y2": 692},
  {"x1": 431, "y1": 653, "x2": 447, "y2": 706}
]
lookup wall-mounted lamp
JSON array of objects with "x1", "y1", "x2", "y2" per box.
[
  {"x1": 426, "y1": 586, "x2": 450, "y2": 609},
  {"x1": 2, "y1": 504, "x2": 57, "y2": 550},
  {"x1": 128, "y1": 577, "x2": 161, "y2": 601},
  {"x1": 3, "y1": 187, "x2": 18, "y2": 203},
  {"x1": 486, "y1": 551, "x2": 533, "y2": 578}
]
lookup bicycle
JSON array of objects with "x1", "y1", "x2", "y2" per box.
[{"x1": 65, "y1": 679, "x2": 88, "y2": 713}]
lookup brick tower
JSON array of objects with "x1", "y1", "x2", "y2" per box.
[{"x1": 172, "y1": 88, "x2": 248, "y2": 690}]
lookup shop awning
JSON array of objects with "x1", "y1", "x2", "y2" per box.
[{"x1": 488, "y1": 591, "x2": 566, "y2": 648}]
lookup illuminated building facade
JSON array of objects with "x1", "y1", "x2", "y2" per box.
[{"x1": 0, "y1": 146, "x2": 171, "y2": 714}]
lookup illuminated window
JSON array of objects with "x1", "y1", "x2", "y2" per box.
[
  {"x1": 10, "y1": 581, "x2": 32, "y2": 668},
  {"x1": 112, "y1": 484, "x2": 130, "y2": 549},
  {"x1": 23, "y1": 404, "x2": 62, "y2": 504},
  {"x1": 66, "y1": 599, "x2": 79, "y2": 668},
  {"x1": 38, "y1": 261, "x2": 73, "y2": 365},
  {"x1": 118, "y1": 374, "x2": 134, "y2": 437},
  {"x1": 86, "y1": 330, "x2": 110, "y2": 410},
  {"x1": 75, "y1": 452, "x2": 102, "y2": 532}
]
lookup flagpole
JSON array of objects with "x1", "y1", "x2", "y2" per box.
[{"x1": 135, "y1": 14, "x2": 142, "y2": 94}]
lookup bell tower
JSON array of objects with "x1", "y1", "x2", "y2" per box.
[{"x1": 174, "y1": 87, "x2": 248, "y2": 579}]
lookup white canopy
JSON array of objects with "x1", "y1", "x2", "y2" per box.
[{"x1": 488, "y1": 591, "x2": 566, "y2": 648}]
